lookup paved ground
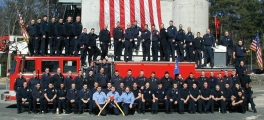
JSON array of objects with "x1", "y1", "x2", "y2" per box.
[{"x1": 0, "y1": 84, "x2": 263, "y2": 120}]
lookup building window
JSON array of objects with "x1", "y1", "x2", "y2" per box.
[
  {"x1": 42, "y1": 61, "x2": 59, "y2": 72},
  {"x1": 63, "y1": 60, "x2": 77, "y2": 73},
  {"x1": 19, "y1": 60, "x2": 35, "y2": 73}
]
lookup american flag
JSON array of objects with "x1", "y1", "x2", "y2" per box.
[
  {"x1": 250, "y1": 33, "x2": 263, "y2": 70},
  {"x1": 17, "y1": 12, "x2": 29, "y2": 44},
  {"x1": 100, "y1": 0, "x2": 162, "y2": 36}
]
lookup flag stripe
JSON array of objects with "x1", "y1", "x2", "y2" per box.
[
  {"x1": 152, "y1": 0, "x2": 160, "y2": 30},
  {"x1": 124, "y1": 0, "x2": 130, "y2": 27},
  {"x1": 134, "y1": 0, "x2": 141, "y2": 28},
  {"x1": 140, "y1": 0, "x2": 145, "y2": 28},
  {"x1": 104, "y1": 0, "x2": 110, "y2": 30},
  {"x1": 130, "y1": 0, "x2": 135, "y2": 25},
  {"x1": 114, "y1": 0, "x2": 120, "y2": 24},
  {"x1": 148, "y1": 0, "x2": 154, "y2": 26},
  {"x1": 156, "y1": 0, "x2": 162, "y2": 29},
  {"x1": 110, "y1": 0, "x2": 115, "y2": 33},
  {"x1": 100, "y1": 0, "x2": 105, "y2": 30},
  {"x1": 119, "y1": 0, "x2": 125, "y2": 29},
  {"x1": 144, "y1": 0, "x2": 150, "y2": 27}
]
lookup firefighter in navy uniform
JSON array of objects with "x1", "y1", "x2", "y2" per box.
[
  {"x1": 231, "y1": 70, "x2": 240, "y2": 89},
  {"x1": 14, "y1": 72, "x2": 26, "y2": 93},
  {"x1": 52, "y1": 68, "x2": 64, "y2": 90},
  {"x1": 74, "y1": 70, "x2": 84, "y2": 91},
  {"x1": 43, "y1": 83, "x2": 57, "y2": 114},
  {"x1": 185, "y1": 27, "x2": 194, "y2": 62},
  {"x1": 86, "y1": 61, "x2": 97, "y2": 75},
  {"x1": 57, "y1": 83, "x2": 67, "y2": 114},
  {"x1": 17, "y1": 82, "x2": 32, "y2": 114},
  {"x1": 141, "y1": 82, "x2": 156, "y2": 114},
  {"x1": 95, "y1": 68, "x2": 109, "y2": 89},
  {"x1": 203, "y1": 29, "x2": 215, "y2": 68},
  {"x1": 87, "y1": 28, "x2": 101, "y2": 64},
  {"x1": 223, "y1": 70, "x2": 233, "y2": 88},
  {"x1": 236, "y1": 61, "x2": 247, "y2": 78},
  {"x1": 232, "y1": 83, "x2": 243, "y2": 99},
  {"x1": 123, "y1": 69, "x2": 136, "y2": 89},
  {"x1": 167, "y1": 20, "x2": 177, "y2": 61},
  {"x1": 98, "y1": 58, "x2": 111, "y2": 78},
  {"x1": 244, "y1": 83, "x2": 257, "y2": 113},
  {"x1": 41, "y1": 68, "x2": 51, "y2": 89},
  {"x1": 200, "y1": 82, "x2": 213, "y2": 113},
  {"x1": 66, "y1": 83, "x2": 79, "y2": 114},
  {"x1": 233, "y1": 40, "x2": 249, "y2": 68},
  {"x1": 159, "y1": 23, "x2": 169, "y2": 61},
  {"x1": 131, "y1": 82, "x2": 142, "y2": 114},
  {"x1": 64, "y1": 71, "x2": 74, "y2": 91},
  {"x1": 189, "y1": 83, "x2": 202, "y2": 114},
  {"x1": 232, "y1": 91, "x2": 246, "y2": 114},
  {"x1": 175, "y1": 24, "x2": 185, "y2": 62},
  {"x1": 217, "y1": 73, "x2": 225, "y2": 91},
  {"x1": 179, "y1": 83, "x2": 190, "y2": 114},
  {"x1": 152, "y1": 83, "x2": 168, "y2": 114},
  {"x1": 47, "y1": 17, "x2": 56, "y2": 56},
  {"x1": 185, "y1": 72, "x2": 199, "y2": 90},
  {"x1": 99, "y1": 24, "x2": 111, "y2": 60},
  {"x1": 89, "y1": 82, "x2": 99, "y2": 114},
  {"x1": 141, "y1": 24, "x2": 151, "y2": 61},
  {"x1": 151, "y1": 24, "x2": 160, "y2": 61},
  {"x1": 208, "y1": 72, "x2": 218, "y2": 90},
  {"x1": 132, "y1": 20, "x2": 142, "y2": 51},
  {"x1": 27, "y1": 71, "x2": 40, "y2": 90},
  {"x1": 72, "y1": 16, "x2": 83, "y2": 56},
  {"x1": 219, "y1": 31, "x2": 233, "y2": 66},
  {"x1": 166, "y1": 83, "x2": 181, "y2": 114},
  {"x1": 78, "y1": 84, "x2": 91, "y2": 114},
  {"x1": 197, "y1": 71, "x2": 208, "y2": 89},
  {"x1": 221, "y1": 84, "x2": 233, "y2": 113},
  {"x1": 147, "y1": 72, "x2": 160, "y2": 90},
  {"x1": 26, "y1": 19, "x2": 37, "y2": 55},
  {"x1": 35, "y1": 18, "x2": 42, "y2": 55},
  {"x1": 211, "y1": 85, "x2": 224, "y2": 113},
  {"x1": 174, "y1": 74, "x2": 184, "y2": 89},
  {"x1": 63, "y1": 16, "x2": 73, "y2": 56},
  {"x1": 136, "y1": 70, "x2": 147, "y2": 90},
  {"x1": 113, "y1": 21, "x2": 124, "y2": 61},
  {"x1": 54, "y1": 18, "x2": 64, "y2": 56},
  {"x1": 161, "y1": 71, "x2": 173, "y2": 91},
  {"x1": 84, "y1": 70, "x2": 95, "y2": 90},
  {"x1": 124, "y1": 24, "x2": 135, "y2": 61},
  {"x1": 40, "y1": 15, "x2": 49, "y2": 56},
  {"x1": 78, "y1": 28, "x2": 89, "y2": 66},
  {"x1": 32, "y1": 83, "x2": 44, "y2": 114},
  {"x1": 110, "y1": 70, "x2": 123, "y2": 89},
  {"x1": 193, "y1": 32, "x2": 204, "y2": 68}
]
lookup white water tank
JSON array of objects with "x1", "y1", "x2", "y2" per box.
[{"x1": 173, "y1": 0, "x2": 209, "y2": 36}]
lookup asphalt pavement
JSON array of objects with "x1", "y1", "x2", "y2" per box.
[{"x1": 0, "y1": 83, "x2": 263, "y2": 120}]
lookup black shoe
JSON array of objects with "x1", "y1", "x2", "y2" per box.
[
  {"x1": 17, "y1": 111, "x2": 21, "y2": 114},
  {"x1": 254, "y1": 109, "x2": 257, "y2": 113},
  {"x1": 142, "y1": 111, "x2": 145, "y2": 114},
  {"x1": 65, "y1": 112, "x2": 70, "y2": 114},
  {"x1": 89, "y1": 112, "x2": 92, "y2": 115},
  {"x1": 74, "y1": 112, "x2": 78, "y2": 114},
  {"x1": 28, "y1": 111, "x2": 31, "y2": 114}
]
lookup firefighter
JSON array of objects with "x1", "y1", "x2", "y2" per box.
[
  {"x1": 120, "y1": 86, "x2": 135, "y2": 116},
  {"x1": 32, "y1": 83, "x2": 44, "y2": 114},
  {"x1": 35, "y1": 18, "x2": 42, "y2": 55},
  {"x1": 175, "y1": 24, "x2": 185, "y2": 62},
  {"x1": 84, "y1": 70, "x2": 95, "y2": 90},
  {"x1": 141, "y1": 82, "x2": 155, "y2": 114},
  {"x1": 79, "y1": 28, "x2": 89, "y2": 66},
  {"x1": 233, "y1": 40, "x2": 249, "y2": 68},
  {"x1": 52, "y1": 68, "x2": 64, "y2": 90},
  {"x1": 41, "y1": 68, "x2": 51, "y2": 89},
  {"x1": 64, "y1": 71, "x2": 74, "y2": 91},
  {"x1": 107, "y1": 86, "x2": 120, "y2": 115},
  {"x1": 159, "y1": 23, "x2": 169, "y2": 61},
  {"x1": 57, "y1": 83, "x2": 67, "y2": 114},
  {"x1": 152, "y1": 83, "x2": 168, "y2": 114},
  {"x1": 26, "y1": 19, "x2": 37, "y2": 55},
  {"x1": 43, "y1": 83, "x2": 57, "y2": 114},
  {"x1": 124, "y1": 24, "x2": 135, "y2": 61},
  {"x1": 203, "y1": 29, "x2": 215, "y2": 68},
  {"x1": 48, "y1": 17, "x2": 56, "y2": 56},
  {"x1": 40, "y1": 15, "x2": 49, "y2": 56},
  {"x1": 132, "y1": 20, "x2": 142, "y2": 51},
  {"x1": 14, "y1": 71, "x2": 26, "y2": 93},
  {"x1": 87, "y1": 28, "x2": 101, "y2": 64},
  {"x1": 167, "y1": 20, "x2": 177, "y2": 61},
  {"x1": 151, "y1": 24, "x2": 159, "y2": 61},
  {"x1": 110, "y1": 70, "x2": 123, "y2": 89},
  {"x1": 92, "y1": 86, "x2": 108, "y2": 116},
  {"x1": 17, "y1": 82, "x2": 32, "y2": 114},
  {"x1": 73, "y1": 16, "x2": 83, "y2": 56},
  {"x1": 141, "y1": 24, "x2": 151, "y2": 61},
  {"x1": 55, "y1": 18, "x2": 64, "y2": 56},
  {"x1": 74, "y1": 70, "x2": 84, "y2": 91},
  {"x1": 78, "y1": 84, "x2": 91, "y2": 114},
  {"x1": 66, "y1": 83, "x2": 79, "y2": 114},
  {"x1": 64, "y1": 16, "x2": 74, "y2": 56},
  {"x1": 95, "y1": 67, "x2": 109, "y2": 89},
  {"x1": 99, "y1": 24, "x2": 111, "y2": 60},
  {"x1": 219, "y1": 31, "x2": 233, "y2": 66},
  {"x1": 193, "y1": 32, "x2": 204, "y2": 68},
  {"x1": 131, "y1": 82, "x2": 142, "y2": 114},
  {"x1": 123, "y1": 69, "x2": 136, "y2": 89},
  {"x1": 27, "y1": 71, "x2": 40, "y2": 90},
  {"x1": 113, "y1": 21, "x2": 124, "y2": 61},
  {"x1": 185, "y1": 27, "x2": 194, "y2": 62}
]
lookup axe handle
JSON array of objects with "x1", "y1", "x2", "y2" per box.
[
  {"x1": 97, "y1": 99, "x2": 110, "y2": 116},
  {"x1": 114, "y1": 101, "x2": 125, "y2": 116}
]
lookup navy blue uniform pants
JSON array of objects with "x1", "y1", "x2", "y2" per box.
[
  {"x1": 17, "y1": 98, "x2": 32, "y2": 112},
  {"x1": 176, "y1": 41, "x2": 184, "y2": 62},
  {"x1": 195, "y1": 50, "x2": 202, "y2": 68},
  {"x1": 168, "y1": 39, "x2": 176, "y2": 60},
  {"x1": 78, "y1": 99, "x2": 90, "y2": 112},
  {"x1": 152, "y1": 41, "x2": 159, "y2": 61},
  {"x1": 66, "y1": 100, "x2": 78, "y2": 112},
  {"x1": 160, "y1": 40, "x2": 170, "y2": 61},
  {"x1": 55, "y1": 36, "x2": 63, "y2": 55},
  {"x1": 100, "y1": 42, "x2": 108, "y2": 60},
  {"x1": 114, "y1": 39, "x2": 123, "y2": 61},
  {"x1": 88, "y1": 46, "x2": 101, "y2": 64},
  {"x1": 202, "y1": 99, "x2": 213, "y2": 112},
  {"x1": 188, "y1": 99, "x2": 202, "y2": 112},
  {"x1": 186, "y1": 43, "x2": 194, "y2": 62},
  {"x1": 142, "y1": 41, "x2": 150, "y2": 61},
  {"x1": 57, "y1": 99, "x2": 66, "y2": 110},
  {"x1": 80, "y1": 47, "x2": 87, "y2": 65},
  {"x1": 124, "y1": 40, "x2": 133, "y2": 61},
  {"x1": 33, "y1": 98, "x2": 43, "y2": 111},
  {"x1": 204, "y1": 46, "x2": 214, "y2": 67},
  {"x1": 44, "y1": 99, "x2": 57, "y2": 112}
]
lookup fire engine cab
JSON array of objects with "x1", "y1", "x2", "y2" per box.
[{"x1": 4, "y1": 55, "x2": 81, "y2": 101}]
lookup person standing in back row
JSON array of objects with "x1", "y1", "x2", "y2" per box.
[
  {"x1": 203, "y1": 29, "x2": 215, "y2": 68},
  {"x1": 55, "y1": 18, "x2": 64, "y2": 56},
  {"x1": 78, "y1": 28, "x2": 89, "y2": 66},
  {"x1": 175, "y1": 24, "x2": 185, "y2": 62},
  {"x1": 40, "y1": 15, "x2": 49, "y2": 56},
  {"x1": 73, "y1": 16, "x2": 83, "y2": 56},
  {"x1": 233, "y1": 40, "x2": 249, "y2": 68},
  {"x1": 151, "y1": 24, "x2": 160, "y2": 61},
  {"x1": 113, "y1": 21, "x2": 124, "y2": 61},
  {"x1": 141, "y1": 24, "x2": 151, "y2": 61},
  {"x1": 159, "y1": 23, "x2": 169, "y2": 61},
  {"x1": 64, "y1": 16, "x2": 74, "y2": 56},
  {"x1": 48, "y1": 17, "x2": 56, "y2": 56},
  {"x1": 167, "y1": 20, "x2": 177, "y2": 61},
  {"x1": 193, "y1": 32, "x2": 204, "y2": 69},
  {"x1": 185, "y1": 27, "x2": 194, "y2": 62},
  {"x1": 99, "y1": 24, "x2": 111, "y2": 60},
  {"x1": 124, "y1": 24, "x2": 135, "y2": 61},
  {"x1": 219, "y1": 31, "x2": 233, "y2": 66},
  {"x1": 87, "y1": 28, "x2": 101, "y2": 64}
]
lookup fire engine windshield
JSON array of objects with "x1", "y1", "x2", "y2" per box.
[{"x1": 10, "y1": 60, "x2": 16, "y2": 74}]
